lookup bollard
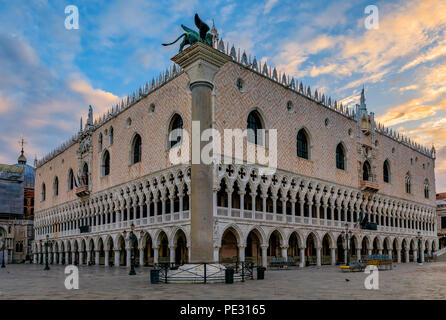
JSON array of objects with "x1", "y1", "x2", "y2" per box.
[
  {"x1": 225, "y1": 267, "x2": 234, "y2": 284},
  {"x1": 257, "y1": 266, "x2": 265, "y2": 280},
  {"x1": 150, "y1": 269, "x2": 160, "y2": 284}
]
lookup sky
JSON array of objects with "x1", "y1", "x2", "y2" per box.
[{"x1": 0, "y1": 0, "x2": 445, "y2": 190}]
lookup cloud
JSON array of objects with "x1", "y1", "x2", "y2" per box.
[
  {"x1": 399, "y1": 85, "x2": 418, "y2": 93},
  {"x1": 400, "y1": 39, "x2": 446, "y2": 72},
  {"x1": 68, "y1": 78, "x2": 120, "y2": 114},
  {"x1": 0, "y1": 92, "x2": 14, "y2": 114},
  {"x1": 376, "y1": 98, "x2": 442, "y2": 127},
  {"x1": 263, "y1": 0, "x2": 278, "y2": 14}
]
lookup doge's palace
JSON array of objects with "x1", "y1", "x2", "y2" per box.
[{"x1": 32, "y1": 35, "x2": 438, "y2": 269}]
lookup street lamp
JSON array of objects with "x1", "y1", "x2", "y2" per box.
[
  {"x1": 42, "y1": 235, "x2": 52, "y2": 271},
  {"x1": 123, "y1": 224, "x2": 138, "y2": 276},
  {"x1": 416, "y1": 231, "x2": 422, "y2": 264},
  {"x1": 342, "y1": 223, "x2": 353, "y2": 266},
  {"x1": 1, "y1": 234, "x2": 5, "y2": 268}
]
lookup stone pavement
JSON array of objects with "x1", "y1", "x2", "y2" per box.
[{"x1": 1, "y1": 262, "x2": 445, "y2": 300}]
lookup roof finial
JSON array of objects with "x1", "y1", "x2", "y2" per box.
[{"x1": 17, "y1": 135, "x2": 27, "y2": 165}]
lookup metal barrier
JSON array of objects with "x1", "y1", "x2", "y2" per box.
[{"x1": 154, "y1": 262, "x2": 254, "y2": 284}]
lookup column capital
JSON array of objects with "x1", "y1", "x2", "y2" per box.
[{"x1": 171, "y1": 42, "x2": 231, "y2": 87}]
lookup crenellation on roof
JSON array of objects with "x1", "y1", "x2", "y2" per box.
[{"x1": 36, "y1": 40, "x2": 436, "y2": 168}]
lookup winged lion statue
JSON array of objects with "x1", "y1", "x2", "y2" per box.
[{"x1": 162, "y1": 14, "x2": 213, "y2": 52}]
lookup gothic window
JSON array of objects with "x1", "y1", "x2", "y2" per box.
[
  {"x1": 405, "y1": 173, "x2": 411, "y2": 194},
  {"x1": 362, "y1": 161, "x2": 371, "y2": 181},
  {"x1": 297, "y1": 129, "x2": 309, "y2": 159},
  {"x1": 168, "y1": 114, "x2": 183, "y2": 148},
  {"x1": 336, "y1": 143, "x2": 345, "y2": 170},
  {"x1": 82, "y1": 163, "x2": 89, "y2": 186},
  {"x1": 131, "y1": 134, "x2": 142, "y2": 164},
  {"x1": 53, "y1": 177, "x2": 59, "y2": 196},
  {"x1": 98, "y1": 133, "x2": 103, "y2": 151},
  {"x1": 247, "y1": 110, "x2": 264, "y2": 145},
  {"x1": 383, "y1": 160, "x2": 390, "y2": 183},
  {"x1": 109, "y1": 127, "x2": 114, "y2": 146},
  {"x1": 424, "y1": 179, "x2": 429, "y2": 198},
  {"x1": 102, "y1": 150, "x2": 110, "y2": 176},
  {"x1": 68, "y1": 169, "x2": 74, "y2": 190},
  {"x1": 41, "y1": 183, "x2": 46, "y2": 201}
]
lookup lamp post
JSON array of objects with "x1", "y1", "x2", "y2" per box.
[
  {"x1": 42, "y1": 235, "x2": 51, "y2": 271},
  {"x1": 123, "y1": 224, "x2": 138, "y2": 276},
  {"x1": 416, "y1": 231, "x2": 422, "y2": 264},
  {"x1": 342, "y1": 223, "x2": 353, "y2": 266},
  {"x1": 1, "y1": 235, "x2": 5, "y2": 268}
]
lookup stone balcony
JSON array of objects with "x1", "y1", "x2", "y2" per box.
[
  {"x1": 75, "y1": 185, "x2": 90, "y2": 198},
  {"x1": 360, "y1": 180, "x2": 379, "y2": 192}
]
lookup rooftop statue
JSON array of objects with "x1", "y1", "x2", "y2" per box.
[{"x1": 162, "y1": 14, "x2": 212, "y2": 52}]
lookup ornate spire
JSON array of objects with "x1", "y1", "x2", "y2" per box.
[{"x1": 360, "y1": 85, "x2": 366, "y2": 110}]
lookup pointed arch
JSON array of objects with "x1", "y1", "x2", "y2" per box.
[
  {"x1": 130, "y1": 133, "x2": 142, "y2": 164},
  {"x1": 383, "y1": 159, "x2": 391, "y2": 183},
  {"x1": 424, "y1": 178, "x2": 429, "y2": 199},
  {"x1": 247, "y1": 109, "x2": 265, "y2": 145},
  {"x1": 168, "y1": 113, "x2": 183, "y2": 148},
  {"x1": 297, "y1": 128, "x2": 310, "y2": 159},
  {"x1": 41, "y1": 183, "x2": 46, "y2": 201},
  {"x1": 362, "y1": 161, "x2": 371, "y2": 181},
  {"x1": 109, "y1": 126, "x2": 114, "y2": 146},
  {"x1": 101, "y1": 150, "x2": 110, "y2": 176},
  {"x1": 53, "y1": 176, "x2": 59, "y2": 196},
  {"x1": 67, "y1": 168, "x2": 74, "y2": 190},
  {"x1": 98, "y1": 133, "x2": 103, "y2": 151},
  {"x1": 336, "y1": 142, "x2": 346, "y2": 170},
  {"x1": 405, "y1": 172, "x2": 411, "y2": 194}
]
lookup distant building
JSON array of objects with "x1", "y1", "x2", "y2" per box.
[
  {"x1": 436, "y1": 193, "x2": 446, "y2": 249},
  {"x1": 0, "y1": 143, "x2": 35, "y2": 264}
]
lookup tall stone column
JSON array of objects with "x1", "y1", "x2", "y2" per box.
[
  {"x1": 95, "y1": 250, "x2": 100, "y2": 265},
  {"x1": 316, "y1": 247, "x2": 321, "y2": 267},
  {"x1": 139, "y1": 248, "x2": 144, "y2": 266},
  {"x1": 331, "y1": 248, "x2": 336, "y2": 265},
  {"x1": 172, "y1": 42, "x2": 231, "y2": 263},
  {"x1": 239, "y1": 245, "x2": 246, "y2": 263},
  {"x1": 299, "y1": 248, "x2": 306, "y2": 268},
  {"x1": 153, "y1": 247, "x2": 159, "y2": 265},
  {"x1": 213, "y1": 246, "x2": 220, "y2": 263},
  {"x1": 261, "y1": 245, "x2": 268, "y2": 267},
  {"x1": 114, "y1": 250, "x2": 120, "y2": 266},
  {"x1": 169, "y1": 246, "x2": 176, "y2": 265},
  {"x1": 126, "y1": 248, "x2": 131, "y2": 267},
  {"x1": 104, "y1": 250, "x2": 109, "y2": 267}
]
